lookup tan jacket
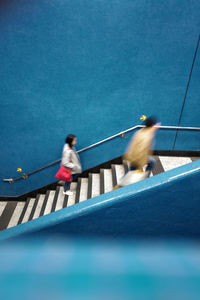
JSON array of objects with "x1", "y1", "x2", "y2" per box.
[{"x1": 123, "y1": 127, "x2": 155, "y2": 169}]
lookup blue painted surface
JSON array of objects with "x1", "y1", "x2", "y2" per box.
[
  {"x1": 175, "y1": 38, "x2": 200, "y2": 150},
  {"x1": 0, "y1": 160, "x2": 200, "y2": 299},
  {"x1": 0, "y1": 0, "x2": 200, "y2": 196},
  {"x1": 0, "y1": 239, "x2": 200, "y2": 300},
  {"x1": 0, "y1": 159, "x2": 199, "y2": 242}
]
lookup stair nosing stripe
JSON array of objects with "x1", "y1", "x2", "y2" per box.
[
  {"x1": 100, "y1": 169, "x2": 104, "y2": 194},
  {"x1": 39, "y1": 190, "x2": 51, "y2": 216},
  {"x1": 111, "y1": 164, "x2": 117, "y2": 187},
  {"x1": 190, "y1": 157, "x2": 199, "y2": 162},
  {"x1": 87, "y1": 173, "x2": 93, "y2": 199},
  {"x1": 51, "y1": 187, "x2": 60, "y2": 212},
  {"x1": 75, "y1": 178, "x2": 81, "y2": 204},
  {"x1": 152, "y1": 156, "x2": 165, "y2": 175},
  {"x1": 63, "y1": 195, "x2": 69, "y2": 208},
  {"x1": 28, "y1": 194, "x2": 41, "y2": 221},
  {"x1": 0, "y1": 201, "x2": 18, "y2": 230},
  {"x1": 17, "y1": 198, "x2": 32, "y2": 225}
]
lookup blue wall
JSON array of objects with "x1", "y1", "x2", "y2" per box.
[
  {"x1": 175, "y1": 38, "x2": 200, "y2": 149},
  {"x1": 0, "y1": 0, "x2": 200, "y2": 196},
  {"x1": 0, "y1": 159, "x2": 199, "y2": 242}
]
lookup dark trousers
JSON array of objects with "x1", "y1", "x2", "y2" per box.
[
  {"x1": 64, "y1": 173, "x2": 80, "y2": 191},
  {"x1": 129, "y1": 156, "x2": 156, "y2": 176}
]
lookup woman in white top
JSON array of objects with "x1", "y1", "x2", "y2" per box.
[{"x1": 62, "y1": 134, "x2": 82, "y2": 195}]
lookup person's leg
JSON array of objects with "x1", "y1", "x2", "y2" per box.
[
  {"x1": 146, "y1": 156, "x2": 156, "y2": 176},
  {"x1": 64, "y1": 181, "x2": 71, "y2": 192},
  {"x1": 63, "y1": 173, "x2": 81, "y2": 195},
  {"x1": 113, "y1": 164, "x2": 137, "y2": 190},
  {"x1": 124, "y1": 164, "x2": 137, "y2": 176},
  {"x1": 129, "y1": 165, "x2": 137, "y2": 171},
  {"x1": 72, "y1": 173, "x2": 80, "y2": 182}
]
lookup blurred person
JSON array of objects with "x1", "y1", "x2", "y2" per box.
[
  {"x1": 113, "y1": 116, "x2": 160, "y2": 189},
  {"x1": 124, "y1": 116, "x2": 160, "y2": 176},
  {"x1": 62, "y1": 134, "x2": 82, "y2": 195}
]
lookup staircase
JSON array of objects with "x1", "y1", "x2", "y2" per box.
[{"x1": 0, "y1": 155, "x2": 198, "y2": 231}]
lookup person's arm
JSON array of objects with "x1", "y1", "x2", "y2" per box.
[{"x1": 62, "y1": 149, "x2": 75, "y2": 169}]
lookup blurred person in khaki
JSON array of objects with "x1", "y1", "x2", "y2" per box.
[
  {"x1": 124, "y1": 116, "x2": 160, "y2": 176},
  {"x1": 113, "y1": 116, "x2": 160, "y2": 190}
]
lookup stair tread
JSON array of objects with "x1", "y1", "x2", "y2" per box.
[
  {"x1": 7, "y1": 202, "x2": 26, "y2": 229},
  {"x1": 0, "y1": 202, "x2": 7, "y2": 217},
  {"x1": 28, "y1": 194, "x2": 41, "y2": 221},
  {"x1": 159, "y1": 156, "x2": 192, "y2": 172},
  {"x1": 0, "y1": 201, "x2": 18, "y2": 230},
  {"x1": 1, "y1": 155, "x2": 198, "y2": 231},
  {"x1": 114, "y1": 164, "x2": 126, "y2": 184},
  {"x1": 21, "y1": 198, "x2": 35, "y2": 224},
  {"x1": 32, "y1": 194, "x2": 45, "y2": 219},
  {"x1": 55, "y1": 186, "x2": 65, "y2": 211},
  {"x1": 79, "y1": 178, "x2": 88, "y2": 202},
  {"x1": 66, "y1": 182, "x2": 77, "y2": 207},
  {"x1": 43, "y1": 190, "x2": 56, "y2": 215},
  {"x1": 51, "y1": 187, "x2": 60, "y2": 212},
  {"x1": 91, "y1": 173, "x2": 100, "y2": 198},
  {"x1": 103, "y1": 169, "x2": 113, "y2": 193}
]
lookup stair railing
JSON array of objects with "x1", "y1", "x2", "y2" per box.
[{"x1": 2, "y1": 125, "x2": 200, "y2": 184}]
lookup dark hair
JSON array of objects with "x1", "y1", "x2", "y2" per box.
[
  {"x1": 65, "y1": 134, "x2": 76, "y2": 148},
  {"x1": 144, "y1": 116, "x2": 157, "y2": 128}
]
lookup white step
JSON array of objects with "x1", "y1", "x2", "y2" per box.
[
  {"x1": 32, "y1": 194, "x2": 45, "y2": 219},
  {"x1": 67, "y1": 182, "x2": 77, "y2": 207},
  {"x1": 91, "y1": 173, "x2": 100, "y2": 198},
  {"x1": 55, "y1": 186, "x2": 65, "y2": 211},
  {"x1": 115, "y1": 164, "x2": 125, "y2": 184},
  {"x1": 7, "y1": 202, "x2": 26, "y2": 229},
  {"x1": 159, "y1": 156, "x2": 192, "y2": 172},
  {"x1": 103, "y1": 169, "x2": 113, "y2": 193},
  {"x1": 21, "y1": 198, "x2": 35, "y2": 224},
  {"x1": 0, "y1": 202, "x2": 7, "y2": 217},
  {"x1": 43, "y1": 190, "x2": 56, "y2": 215},
  {"x1": 70, "y1": 182, "x2": 77, "y2": 192},
  {"x1": 79, "y1": 178, "x2": 88, "y2": 202},
  {"x1": 2, "y1": 155, "x2": 195, "y2": 232}
]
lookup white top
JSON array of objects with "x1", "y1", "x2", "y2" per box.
[{"x1": 61, "y1": 143, "x2": 82, "y2": 174}]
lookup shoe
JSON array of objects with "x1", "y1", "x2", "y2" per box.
[
  {"x1": 63, "y1": 190, "x2": 73, "y2": 196},
  {"x1": 112, "y1": 185, "x2": 122, "y2": 190}
]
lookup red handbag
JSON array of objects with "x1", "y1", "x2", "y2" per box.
[{"x1": 55, "y1": 165, "x2": 72, "y2": 182}]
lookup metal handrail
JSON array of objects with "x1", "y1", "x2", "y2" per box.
[{"x1": 2, "y1": 125, "x2": 200, "y2": 184}]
